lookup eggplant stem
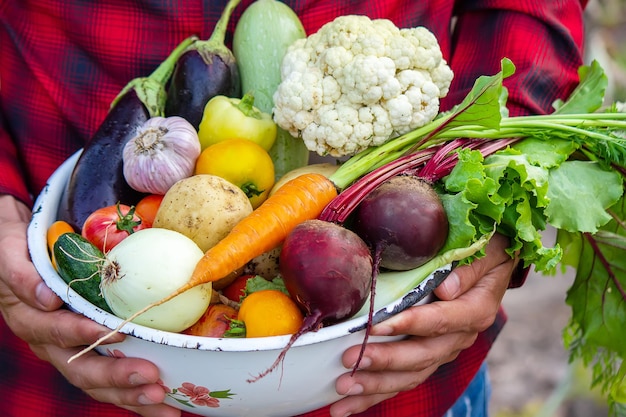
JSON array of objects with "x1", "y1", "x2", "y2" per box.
[
  {"x1": 111, "y1": 36, "x2": 197, "y2": 117},
  {"x1": 207, "y1": 0, "x2": 242, "y2": 46},
  {"x1": 195, "y1": 0, "x2": 242, "y2": 63},
  {"x1": 151, "y1": 37, "x2": 197, "y2": 86}
]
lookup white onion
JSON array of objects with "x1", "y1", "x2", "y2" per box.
[{"x1": 101, "y1": 228, "x2": 211, "y2": 332}]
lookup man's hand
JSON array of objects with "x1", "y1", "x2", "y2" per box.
[
  {"x1": 0, "y1": 195, "x2": 180, "y2": 417},
  {"x1": 329, "y1": 233, "x2": 516, "y2": 417}
]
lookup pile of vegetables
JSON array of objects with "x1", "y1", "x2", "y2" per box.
[{"x1": 42, "y1": 0, "x2": 626, "y2": 413}]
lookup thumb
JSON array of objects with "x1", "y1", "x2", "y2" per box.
[
  {"x1": 434, "y1": 233, "x2": 514, "y2": 301},
  {"x1": 436, "y1": 269, "x2": 462, "y2": 300}
]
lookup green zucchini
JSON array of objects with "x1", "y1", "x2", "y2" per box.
[
  {"x1": 233, "y1": 0, "x2": 309, "y2": 180},
  {"x1": 53, "y1": 232, "x2": 111, "y2": 313}
]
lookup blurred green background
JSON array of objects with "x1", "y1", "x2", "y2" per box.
[{"x1": 585, "y1": 0, "x2": 626, "y2": 102}]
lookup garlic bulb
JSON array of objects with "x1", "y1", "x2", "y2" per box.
[{"x1": 123, "y1": 116, "x2": 201, "y2": 194}]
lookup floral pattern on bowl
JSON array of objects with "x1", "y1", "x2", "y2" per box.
[
  {"x1": 164, "y1": 382, "x2": 234, "y2": 409},
  {"x1": 105, "y1": 348, "x2": 235, "y2": 409}
]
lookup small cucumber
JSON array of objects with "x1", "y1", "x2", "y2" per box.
[
  {"x1": 233, "y1": 0, "x2": 309, "y2": 179},
  {"x1": 53, "y1": 232, "x2": 111, "y2": 313}
]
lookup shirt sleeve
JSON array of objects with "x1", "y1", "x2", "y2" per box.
[
  {"x1": 0, "y1": 114, "x2": 32, "y2": 205},
  {"x1": 441, "y1": 0, "x2": 587, "y2": 117}
]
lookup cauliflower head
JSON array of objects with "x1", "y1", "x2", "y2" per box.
[{"x1": 273, "y1": 15, "x2": 454, "y2": 157}]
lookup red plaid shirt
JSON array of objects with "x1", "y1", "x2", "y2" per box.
[{"x1": 0, "y1": 0, "x2": 585, "y2": 416}]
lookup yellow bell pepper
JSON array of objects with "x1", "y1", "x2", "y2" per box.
[{"x1": 197, "y1": 92, "x2": 277, "y2": 151}]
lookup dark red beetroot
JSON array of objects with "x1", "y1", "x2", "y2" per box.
[
  {"x1": 352, "y1": 175, "x2": 449, "y2": 271},
  {"x1": 248, "y1": 219, "x2": 373, "y2": 382},
  {"x1": 280, "y1": 219, "x2": 373, "y2": 325}
]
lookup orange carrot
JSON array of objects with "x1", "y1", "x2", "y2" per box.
[
  {"x1": 189, "y1": 172, "x2": 338, "y2": 285},
  {"x1": 69, "y1": 173, "x2": 338, "y2": 362},
  {"x1": 46, "y1": 220, "x2": 75, "y2": 270}
]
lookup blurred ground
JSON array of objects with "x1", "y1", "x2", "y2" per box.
[
  {"x1": 487, "y1": 267, "x2": 572, "y2": 415},
  {"x1": 487, "y1": 273, "x2": 612, "y2": 417}
]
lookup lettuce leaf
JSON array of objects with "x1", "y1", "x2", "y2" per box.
[
  {"x1": 545, "y1": 161, "x2": 623, "y2": 233},
  {"x1": 441, "y1": 144, "x2": 623, "y2": 274}
]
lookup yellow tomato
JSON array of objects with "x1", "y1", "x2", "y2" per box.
[
  {"x1": 194, "y1": 139, "x2": 275, "y2": 209},
  {"x1": 238, "y1": 290, "x2": 304, "y2": 338}
]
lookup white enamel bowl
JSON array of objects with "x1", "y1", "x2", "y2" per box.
[{"x1": 27, "y1": 151, "x2": 452, "y2": 417}]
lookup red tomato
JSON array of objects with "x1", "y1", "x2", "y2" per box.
[
  {"x1": 222, "y1": 274, "x2": 255, "y2": 302},
  {"x1": 82, "y1": 203, "x2": 148, "y2": 253},
  {"x1": 135, "y1": 194, "x2": 164, "y2": 225}
]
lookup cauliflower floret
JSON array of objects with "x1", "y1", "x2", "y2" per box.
[{"x1": 273, "y1": 15, "x2": 454, "y2": 157}]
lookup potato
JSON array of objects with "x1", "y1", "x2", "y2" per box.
[
  {"x1": 269, "y1": 163, "x2": 339, "y2": 196},
  {"x1": 153, "y1": 174, "x2": 253, "y2": 252},
  {"x1": 243, "y1": 245, "x2": 282, "y2": 279}
]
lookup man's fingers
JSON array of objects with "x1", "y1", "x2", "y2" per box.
[
  {"x1": 7, "y1": 303, "x2": 123, "y2": 348},
  {"x1": 342, "y1": 333, "x2": 474, "y2": 373},
  {"x1": 329, "y1": 391, "x2": 397, "y2": 417}
]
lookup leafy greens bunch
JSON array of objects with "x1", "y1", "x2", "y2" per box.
[{"x1": 321, "y1": 58, "x2": 626, "y2": 413}]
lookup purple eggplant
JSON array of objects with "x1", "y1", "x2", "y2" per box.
[
  {"x1": 57, "y1": 37, "x2": 196, "y2": 231},
  {"x1": 165, "y1": 0, "x2": 241, "y2": 130}
]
